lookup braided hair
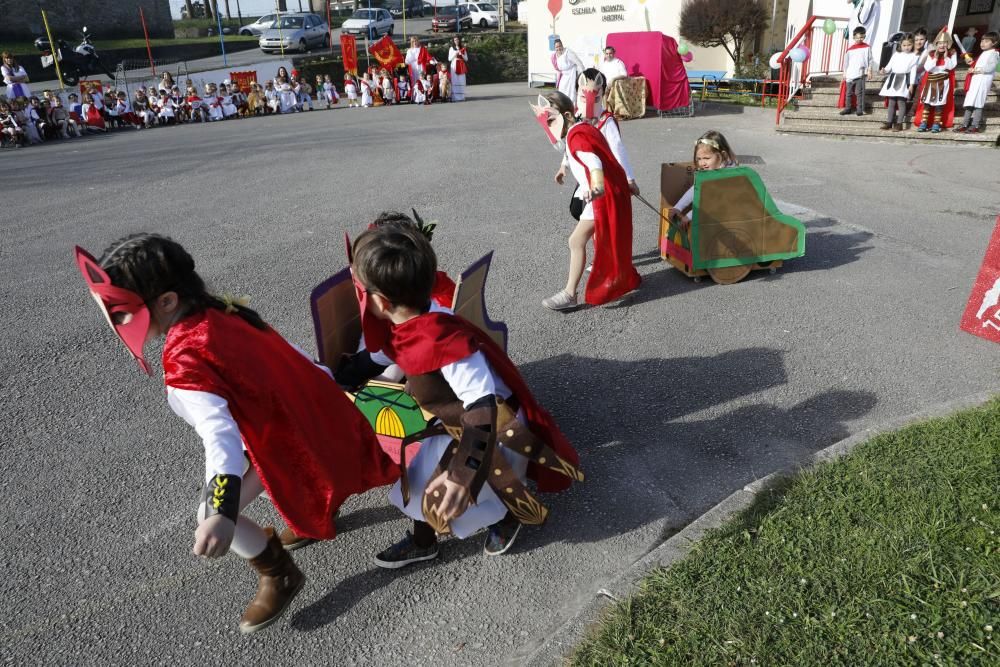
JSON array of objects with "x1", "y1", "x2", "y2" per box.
[{"x1": 97, "y1": 233, "x2": 268, "y2": 331}]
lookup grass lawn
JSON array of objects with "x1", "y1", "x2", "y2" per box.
[{"x1": 574, "y1": 400, "x2": 1000, "y2": 665}]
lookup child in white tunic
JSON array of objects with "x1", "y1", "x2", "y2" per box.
[
  {"x1": 956, "y1": 31, "x2": 998, "y2": 133},
  {"x1": 218, "y1": 84, "x2": 238, "y2": 118},
  {"x1": 344, "y1": 74, "x2": 359, "y2": 107},
  {"x1": 879, "y1": 33, "x2": 919, "y2": 131},
  {"x1": 360, "y1": 74, "x2": 374, "y2": 107}
]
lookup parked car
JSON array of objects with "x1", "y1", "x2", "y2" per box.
[
  {"x1": 464, "y1": 1, "x2": 499, "y2": 28},
  {"x1": 341, "y1": 8, "x2": 395, "y2": 39},
  {"x1": 258, "y1": 13, "x2": 330, "y2": 53},
  {"x1": 431, "y1": 5, "x2": 472, "y2": 32},
  {"x1": 240, "y1": 15, "x2": 277, "y2": 36},
  {"x1": 383, "y1": 0, "x2": 425, "y2": 19}
]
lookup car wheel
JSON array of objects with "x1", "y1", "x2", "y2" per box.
[
  {"x1": 322, "y1": 33, "x2": 330, "y2": 48},
  {"x1": 299, "y1": 38, "x2": 308, "y2": 52},
  {"x1": 387, "y1": 25, "x2": 393, "y2": 36},
  {"x1": 479, "y1": 18, "x2": 488, "y2": 28},
  {"x1": 240, "y1": 29, "x2": 251, "y2": 36}
]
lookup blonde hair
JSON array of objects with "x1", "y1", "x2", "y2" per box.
[{"x1": 692, "y1": 130, "x2": 738, "y2": 166}]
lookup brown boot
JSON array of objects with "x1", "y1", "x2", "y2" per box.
[
  {"x1": 893, "y1": 123, "x2": 903, "y2": 132},
  {"x1": 239, "y1": 528, "x2": 305, "y2": 633},
  {"x1": 880, "y1": 122, "x2": 893, "y2": 130},
  {"x1": 278, "y1": 526, "x2": 317, "y2": 551}
]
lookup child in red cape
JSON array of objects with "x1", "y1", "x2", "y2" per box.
[
  {"x1": 914, "y1": 28, "x2": 957, "y2": 132},
  {"x1": 74, "y1": 233, "x2": 397, "y2": 633},
  {"x1": 531, "y1": 91, "x2": 640, "y2": 311},
  {"x1": 335, "y1": 224, "x2": 583, "y2": 566}
]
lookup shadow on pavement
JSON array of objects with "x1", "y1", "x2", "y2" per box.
[
  {"x1": 510, "y1": 351, "x2": 877, "y2": 554},
  {"x1": 788, "y1": 217, "x2": 874, "y2": 274}
]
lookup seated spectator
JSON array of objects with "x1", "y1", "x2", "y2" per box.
[
  {"x1": 49, "y1": 94, "x2": 80, "y2": 138},
  {"x1": 0, "y1": 98, "x2": 26, "y2": 147}
]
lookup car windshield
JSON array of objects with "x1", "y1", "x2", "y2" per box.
[
  {"x1": 479, "y1": 3, "x2": 497, "y2": 10},
  {"x1": 277, "y1": 17, "x2": 304, "y2": 28},
  {"x1": 438, "y1": 6, "x2": 460, "y2": 15},
  {"x1": 350, "y1": 10, "x2": 375, "y2": 19}
]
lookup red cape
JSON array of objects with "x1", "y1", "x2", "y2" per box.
[
  {"x1": 913, "y1": 55, "x2": 957, "y2": 128},
  {"x1": 383, "y1": 311, "x2": 579, "y2": 493},
  {"x1": 417, "y1": 46, "x2": 433, "y2": 73},
  {"x1": 567, "y1": 122, "x2": 641, "y2": 305},
  {"x1": 432, "y1": 271, "x2": 457, "y2": 308},
  {"x1": 163, "y1": 309, "x2": 397, "y2": 539}
]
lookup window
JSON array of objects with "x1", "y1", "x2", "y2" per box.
[
  {"x1": 278, "y1": 17, "x2": 304, "y2": 29},
  {"x1": 259, "y1": 14, "x2": 274, "y2": 24}
]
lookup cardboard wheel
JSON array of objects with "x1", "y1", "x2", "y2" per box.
[{"x1": 707, "y1": 265, "x2": 752, "y2": 285}]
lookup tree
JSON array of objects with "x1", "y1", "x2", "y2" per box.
[
  {"x1": 679, "y1": 0, "x2": 769, "y2": 74},
  {"x1": 204, "y1": 0, "x2": 213, "y2": 20},
  {"x1": 184, "y1": 0, "x2": 196, "y2": 20},
  {"x1": 223, "y1": 0, "x2": 231, "y2": 19}
]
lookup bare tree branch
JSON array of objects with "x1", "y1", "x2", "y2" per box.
[{"x1": 680, "y1": 0, "x2": 769, "y2": 72}]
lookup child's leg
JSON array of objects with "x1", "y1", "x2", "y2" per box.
[
  {"x1": 971, "y1": 106, "x2": 984, "y2": 131},
  {"x1": 565, "y1": 217, "x2": 596, "y2": 296},
  {"x1": 198, "y1": 467, "x2": 304, "y2": 633},
  {"x1": 855, "y1": 79, "x2": 865, "y2": 114}
]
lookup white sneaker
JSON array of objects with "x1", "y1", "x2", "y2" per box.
[{"x1": 542, "y1": 290, "x2": 578, "y2": 311}]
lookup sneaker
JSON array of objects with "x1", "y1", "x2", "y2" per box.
[
  {"x1": 931, "y1": 123, "x2": 941, "y2": 133},
  {"x1": 373, "y1": 532, "x2": 439, "y2": 569},
  {"x1": 542, "y1": 290, "x2": 577, "y2": 311},
  {"x1": 880, "y1": 122, "x2": 892, "y2": 130},
  {"x1": 967, "y1": 127, "x2": 980, "y2": 134},
  {"x1": 856, "y1": 110, "x2": 864, "y2": 117},
  {"x1": 484, "y1": 515, "x2": 522, "y2": 556},
  {"x1": 954, "y1": 126, "x2": 967, "y2": 133},
  {"x1": 917, "y1": 122, "x2": 928, "y2": 132},
  {"x1": 839, "y1": 108, "x2": 852, "y2": 116},
  {"x1": 279, "y1": 526, "x2": 317, "y2": 552}
]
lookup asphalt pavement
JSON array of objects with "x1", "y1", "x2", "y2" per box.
[{"x1": 1, "y1": 84, "x2": 998, "y2": 666}]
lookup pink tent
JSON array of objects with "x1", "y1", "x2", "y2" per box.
[{"x1": 606, "y1": 31, "x2": 690, "y2": 112}]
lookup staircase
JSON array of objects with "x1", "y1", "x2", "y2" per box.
[{"x1": 778, "y1": 72, "x2": 1000, "y2": 146}]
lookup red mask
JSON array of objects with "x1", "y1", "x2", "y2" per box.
[
  {"x1": 75, "y1": 246, "x2": 152, "y2": 374},
  {"x1": 351, "y1": 272, "x2": 389, "y2": 353},
  {"x1": 529, "y1": 95, "x2": 565, "y2": 147}
]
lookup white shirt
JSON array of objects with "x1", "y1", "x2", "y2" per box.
[
  {"x1": 844, "y1": 45, "x2": 873, "y2": 81},
  {"x1": 598, "y1": 57, "x2": 628, "y2": 83}
]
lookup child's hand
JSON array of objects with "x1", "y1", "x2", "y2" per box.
[
  {"x1": 193, "y1": 514, "x2": 236, "y2": 558},
  {"x1": 554, "y1": 165, "x2": 566, "y2": 185},
  {"x1": 427, "y1": 472, "x2": 471, "y2": 522},
  {"x1": 585, "y1": 186, "x2": 604, "y2": 202}
]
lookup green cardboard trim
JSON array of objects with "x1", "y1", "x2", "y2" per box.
[{"x1": 690, "y1": 167, "x2": 806, "y2": 271}]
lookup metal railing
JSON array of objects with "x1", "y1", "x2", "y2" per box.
[{"x1": 775, "y1": 15, "x2": 849, "y2": 125}]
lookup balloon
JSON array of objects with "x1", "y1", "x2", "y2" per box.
[
  {"x1": 769, "y1": 52, "x2": 783, "y2": 70},
  {"x1": 677, "y1": 42, "x2": 689, "y2": 56},
  {"x1": 799, "y1": 46, "x2": 810, "y2": 60},
  {"x1": 682, "y1": 51, "x2": 694, "y2": 63},
  {"x1": 823, "y1": 18, "x2": 837, "y2": 35},
  {"x1": 789, "y1": 47, "x2": 807, "y2": 63}
]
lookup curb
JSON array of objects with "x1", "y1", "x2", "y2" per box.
[{"x1": 507, "y1": 389, "x2": 1000, "y2": 667}]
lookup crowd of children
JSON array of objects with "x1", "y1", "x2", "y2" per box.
[
  {"x1": 2, "y1": 59, "x2": 465, "y2": 149},
  {"x1": 839, "y1": 25, "x2": 998, "y2": 134}
]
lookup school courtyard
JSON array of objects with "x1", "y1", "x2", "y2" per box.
[{"x1": 1, "y1": 82, "x2": 998, "y2": 665}]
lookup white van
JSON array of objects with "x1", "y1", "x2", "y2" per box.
[{"x1": 463, "y1": 1, "x2": 499, "y2": 27}]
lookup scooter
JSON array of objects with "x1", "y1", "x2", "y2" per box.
[{"x1": 34, "y1": 26, "x2": 115, "y2": 86}]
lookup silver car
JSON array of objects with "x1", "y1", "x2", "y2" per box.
[
  {"x1": 259, "y1": 13, "x2": 330, "y2": 53},
  {"x1": 239, "y1": 14, "x2": 276, "y2": 36}
]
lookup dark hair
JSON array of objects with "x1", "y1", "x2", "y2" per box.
[
  {"x1": 351, "y1": 225, "x2": 436, "y2": 310},
  {"x1": 371, "y1": 209, "x2": 436, "y2": 241},
  {"x1": 544, "y1": 90, "x2": 575, "y2": 117},
  {"x1": 984, "y1": 31, "x2": 999, "y2": 43},
  {"x1": 897, "y1": 33, "x2": 915, "y2": 52},
  {"x1": 853, "y1": 26, "x2": 866, "y2": 37},
  {"x1": 97, "y1": 233, "x2": 268, "y2": 331},
  {"x1": 914, "y1": 27, "x2": 928, "y2": 37}
]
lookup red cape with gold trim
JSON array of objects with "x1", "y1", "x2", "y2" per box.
[
  {"x1": 567, "y1": 122, "x2": 641, "y2": 305},
  {"x1": 163, "y1": 309, "x2": 398, "y2": 539},
  {"x1": 912, "y1": 55, "x2": 957, "y2": 128},
  {"x1": 382, "y1": 311, "x2": 579, "y2": 493}
]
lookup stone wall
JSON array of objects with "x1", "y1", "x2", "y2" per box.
[{"x1": 0, "y1": 0, "x2": 174, "y2": 41}]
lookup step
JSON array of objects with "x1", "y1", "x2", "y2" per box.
[
  {"x1": 785, "y1": 106, "x2": 1000, "y2": 128},
  {"x1": 794, "y1": 95, "x2": 1000, "y2": 113},
  {"x1": 776, "y1": 120, "x2": 998, "y2": 145}
]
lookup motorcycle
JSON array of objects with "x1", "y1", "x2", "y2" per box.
[{"x1": 34, "y1": 26, "x2": 115, "y2": 86}]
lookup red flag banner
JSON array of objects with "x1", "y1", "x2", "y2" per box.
[
  {"x1": 341, "y1": 34, "x2": 358, "y2": 75},
  {"x1": 960, "y1": 215, "x2": 1000, "y2": 345},
  {"x1": 369, "y1": 35, "x2": 403, "y2": 73}
]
